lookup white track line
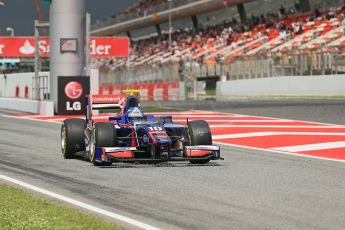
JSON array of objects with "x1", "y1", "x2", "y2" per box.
[
  {"x1": 174, "y1": 119, "x2": 292, "y2": 123},
  {"x1": 49, "y1": 115, "x2": 253, "y2": 121},
  {"x1": 214, "y1": 142, "x2": 345, "y2": 163},
  {"x1": 2, "y1": 115, "x2": 61, "y2": 124},
  {"x1": 210, "y1": 125, "x2": 345, "y2": 128},
  {"x1": 4, "y1": 110, "x2": 342, "y2": 127},
  {"x1": 149, "y1": 114, "x2": 248, "y2": 118},
  {"x1": 271, "y1": 141, "x2": 345, "y2": 152},
  {"x1": 191, "y1": 110, "x2": 225, "y2": 114},
  {"x1": 213, "y1": 132, "x2": 345, "y2": 139},
  {"x1": 0, "y1": 175, "x2": 161, "y2": 230},
  {"x1": 220, "y1": 112, "x2": 343, "y2": 127},
  {"x1": 4, "y1": 115, "x2": 339, "y2": 128},
  {"x1": 40, "y1": 118, "x2": 294, "y2": 123},
  {"x1": 147, "y1": 111, "x2": 222, "y2": 115}
]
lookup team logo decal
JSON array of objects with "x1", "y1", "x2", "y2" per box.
[
  {"x1": 143, "y1": 134, "x2": 149, "y2": 142},
  {"x1": 65, "y1": 81, "x2": 83, "y2": 100}
]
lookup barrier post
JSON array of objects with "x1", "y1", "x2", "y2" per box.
[
  {"x1": 24, "y1": 85, "x2": 29, "y2": 99},
  {"x1": 15, "y1": 86, "x2": 20, "y2": 98}
]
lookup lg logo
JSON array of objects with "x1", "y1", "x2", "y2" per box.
[
  {"x1": 65, "y1": 81, "x2": 83, "y2": 100},
  {"x1": 65, "y1": 81, "x2": 83, "y2": 111}
]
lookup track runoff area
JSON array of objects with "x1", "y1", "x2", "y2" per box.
[{"x1": 6, "y1": 110, "x2": 345, "y2": 162}]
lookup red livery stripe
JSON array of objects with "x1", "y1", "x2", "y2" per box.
[
  {"x1": 186, "y1": 150, "x2": 213, "y2": 157},
  {"x1": 107, "y1": 151, "x2": 134, "y2": 158}
]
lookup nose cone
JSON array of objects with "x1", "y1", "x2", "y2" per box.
[{"x1": 151, "y1": 131, "x2": 172, "y2": 145}]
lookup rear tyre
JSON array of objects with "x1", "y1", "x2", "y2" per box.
[
  {"x1": 61, "y1": 118, "x2": 86, "y2": 159},
  {"x1": 90, "y1": 122, "x2": 116, "y2": 166},
  {"x1": 187, "y1": 120, "x2": 212, "y2": 164}
]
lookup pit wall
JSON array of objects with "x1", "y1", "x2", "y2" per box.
[
  {"x1": 217, "y1": 75, "x2": 345, "y2": 98},
  {"x1": 99, "y1": 82, "x2": 184, "y2": 101},
  {"x1": 0, "y1": 72, "x2": 50, "y2": 98}
]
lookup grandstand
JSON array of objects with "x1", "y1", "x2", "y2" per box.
[{"x1": 91, "y1": 0, "x2": 345, "y2": 98}]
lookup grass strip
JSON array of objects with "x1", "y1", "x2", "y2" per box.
[{"x1": 0, "y1": 182, "x2": 123, "y2": 230}]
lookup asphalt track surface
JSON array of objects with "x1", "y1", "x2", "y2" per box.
[
  {"x1": 1, "y1": 99, "x2": 345, "y2": 230},
  {"x1": 146, "y1": 99, "x2": 345, "y2": 125}
]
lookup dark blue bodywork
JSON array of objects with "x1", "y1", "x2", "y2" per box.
[{"x1": 85, "y1": 95, "x2": 221, "y2": 164}]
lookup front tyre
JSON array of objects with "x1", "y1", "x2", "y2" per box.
[
  {"x1": 61, "y1": 118, "x2": 86, "y2": 159},
  {"x1": 90, "y1": 122, "x2": 116, "y2": 166},
  {"x1": 187, "y1": 120, "x2": 212, "y2": 164}
]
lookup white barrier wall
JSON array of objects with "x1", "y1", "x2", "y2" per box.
[
  {"x1": 0, "y1": 72, "x2": 50, "y2": 98},
  {"x1": 0, "y1": 97, "x2": 40, "y2": 113},
  {"x1": 217, "y1": 75, "x2": 345, "y2": 98},
  {"x1": 0, "y1": 97, "x2": 54, "y2": 115}
]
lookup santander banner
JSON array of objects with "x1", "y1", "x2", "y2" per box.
[{"x1": 0, "y1": 37, "x2": 129, "y2": 58}]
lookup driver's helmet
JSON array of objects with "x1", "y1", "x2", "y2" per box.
[{"x1": 124, "y1": 96, "x2": 145, "y2": 122}]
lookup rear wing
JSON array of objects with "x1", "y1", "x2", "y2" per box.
[
  {"x1": 89, "y1": 94, "x2": 125, "y2": 110},
  {"x1": 86, "y1": 94, "x2": 126, "y2": 121},
  {"x1": 86, "y1": 90, "x2": 141, "y2": 120}
]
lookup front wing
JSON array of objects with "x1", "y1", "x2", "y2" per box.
[{"x1": 94, "y1": 145, "x2": 222, "y2": 163}]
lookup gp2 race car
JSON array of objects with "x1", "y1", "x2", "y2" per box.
[{"x1": 61, "y1": 90, "x2": 222, "y2": 166}]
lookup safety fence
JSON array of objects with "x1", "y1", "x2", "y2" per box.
[
  {"x1": 100, "y1": 51, "x2": 345, "y2": 86},
  {"x1": 185, "y1": 52, "x2": 345, "y2": 80},
  {"x1": 100, "y1": 63, "x2": 180, "y2": 85},
  {"x1": 32, "y1": 75, "x2": 49, "y2": 101}
]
